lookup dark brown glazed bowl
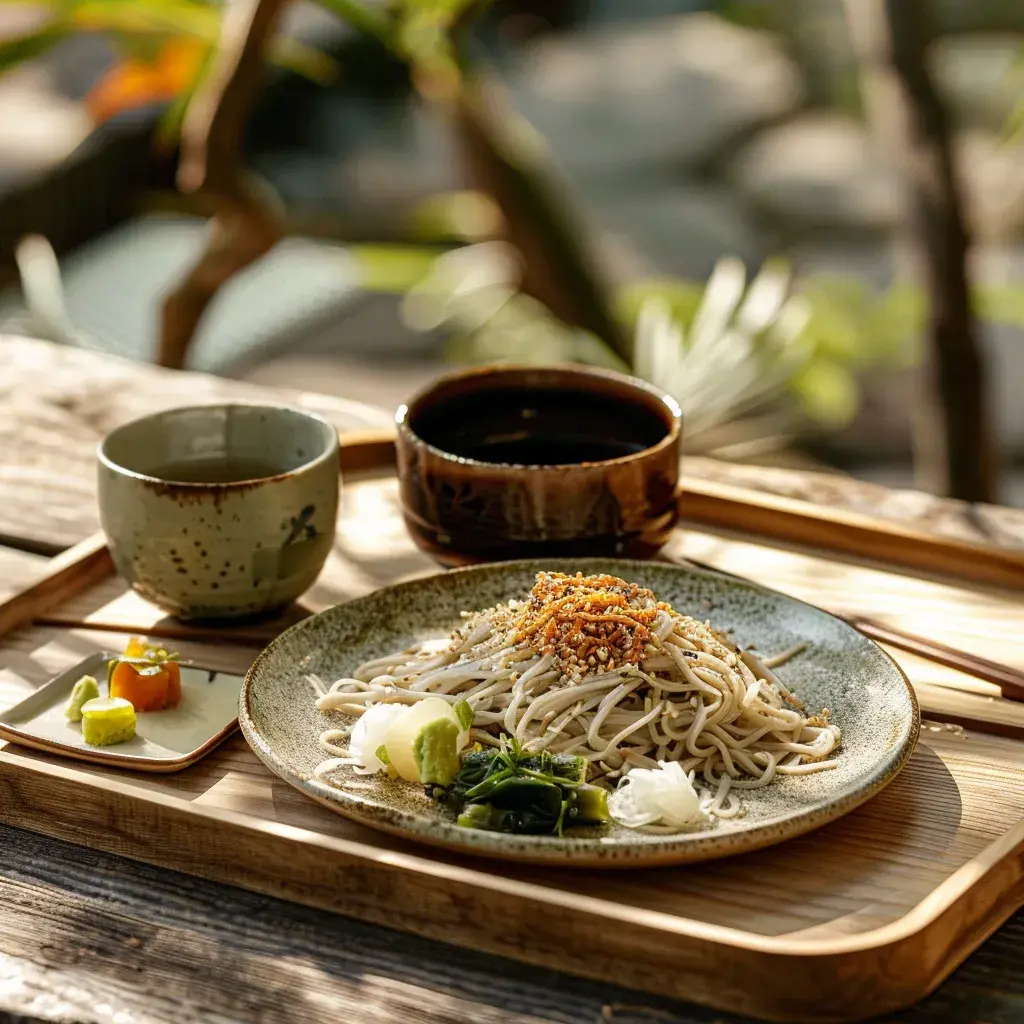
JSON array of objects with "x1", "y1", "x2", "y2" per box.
[{"x1": 395, "y1": 364, "x2": 682, "y2": 567}]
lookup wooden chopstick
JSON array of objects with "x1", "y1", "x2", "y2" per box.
[
  {"x1": 673, "y1": 555, "x2": 1024, "y2": 703},
  {"x1": 842, "y1": 616, "x2": 1024, "y2": 703}
]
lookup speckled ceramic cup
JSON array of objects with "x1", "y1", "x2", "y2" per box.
[
  {"x1": 98, "y1": 404, "x2": 339, "y2": 621},
  {"x1": 396, "y1": 365, "x2": 682, "y2": 567}
]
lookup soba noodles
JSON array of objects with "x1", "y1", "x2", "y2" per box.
[{"x1": 311, "y1": 572, "x2": 841, "y2": 822}]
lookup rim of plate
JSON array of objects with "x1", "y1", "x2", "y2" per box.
[{"x1": 239, "y1": 559, "x2": 920, "y2": 868}]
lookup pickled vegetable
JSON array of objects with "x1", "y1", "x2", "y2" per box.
[
  {"x1": 108, "y1": 638, "x2": 181, "y2": 711},
  {"x1": 64, "y1": 675, "x2": 100, "y2": 722},
  {"x1": 81, "y1": 697, "x2": 137, "y2": 746},
  {"x1": 347, "y1": 703, "x2": 406, "y2": 775}
]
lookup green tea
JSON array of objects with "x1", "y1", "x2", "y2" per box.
[{"x1": 147, "y1": 456, "x2": 284, "y2": 484}]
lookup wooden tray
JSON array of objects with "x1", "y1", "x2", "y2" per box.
[
  {"x1": 1, "y1": 474, "x2": 1023, "y2": 1024},
  {"x1": 341, "y1": 431, "x2": 1024, "y2": 591}
]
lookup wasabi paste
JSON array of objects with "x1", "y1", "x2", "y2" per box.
[{"x1": 65, "y1": 675, "x2": 100, "y2": 722}]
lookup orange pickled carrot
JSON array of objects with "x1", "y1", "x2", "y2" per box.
[
  {"x1": 109, "y1": 661, "x2": 181, "y2": 711},
  {"x1": 165, "y1": 661, "x2": 182, "y2": 708}
]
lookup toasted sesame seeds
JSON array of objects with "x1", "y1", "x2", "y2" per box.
[{"x1": 510, "y1": 572, "x2": 662, "y2": 682}]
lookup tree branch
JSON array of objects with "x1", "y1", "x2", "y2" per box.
[
  {"x1": 844, "y1": 0, "x2": 997, "y2": 501},
  {"x1": 157, "y1": 0, "x2": 287, "y2": 369},
  {"x1": 451, "y1": 69, "x2": 632, "y2": 365}
]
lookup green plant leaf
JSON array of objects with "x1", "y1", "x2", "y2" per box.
[
  {"x1": 349, "y1": 245, "x2": 446, "y2": 292},
  {"x1": 106, "y1": 31, "x2": 171, "y2": 62},
  {"x1": 797, "y1": 276, "x2": 921, "y2": 368},
  {"x1": 314, "y1": 0, "x2": 394, "y2": 44},
  {"x1": 0, "y1": 26, "x2": 69, "y2": 74},
  {"x1": 798, "y1": 276, "x2": 870, "y2": 363},
  {"x1": 65, "y1": 0, "x2": 333, "y2": 83},
  {"x1": 976, "y1": 283, "x2": 1024, "y2": 328},
  {"x1": 70, "y1": 0, "x2": 221, "y2": 38},
  {"x1": 869, "y1": 282, "x2": 924, "y2": 365},
  {"x1": 1006, "y1": 96, "x2": 1024, "y2": 144},
  {"x1": 399, "y1": 0, "x2": 485, "y2": 39},
  {"x1": 788, "y1": 358, "x2": 860, "y2": 428},
  {"x1": 154, "y1": 71, "x2": 200, "y2": 148},
  {"x1": 268, "y1": 35, "x2": 338, "y2": 85},
  {"x1": 409, "y1": 190, "x2": 501, "y2": 243},
  {"x1": 714, "y1": 0, "x2": 782, "y2": 31},
  {"x1": 615, "y1": 278, "x2": 704, "y2": 332},
  {"x1": 1003, "y1": 43, "x2": 1024, "y2": 141}
]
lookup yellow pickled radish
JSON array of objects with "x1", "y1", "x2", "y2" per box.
[
  {"x1": 81, "y1": 696, "x2": 137, "y2": 746},
  {"x1": 384, "y1": 697, "x2": 459, "y2": 782}
]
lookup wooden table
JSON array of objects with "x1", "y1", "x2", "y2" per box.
[{"x1": 0, "y1": 335, "x2": 1022, "y2": 1024}]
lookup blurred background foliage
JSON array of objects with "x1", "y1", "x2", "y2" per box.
[
  {"x1": 353, "y1": 238, "x2": 1024, "y2": 457},
  {"x1": 0, "y1": 0, "x2": 338, "y2": 126},
  {"x1": 2, "y1": 0, "x2": 1024, "y2": 477},
  {"x1": 1007, "y1": 44, "x2": 1024, "y2": 141}
]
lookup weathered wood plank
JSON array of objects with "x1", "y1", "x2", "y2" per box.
[
  {"x1": 0, "y1": 823, "x2": 1021, "y2": 1024},
  {"x1": 683, "y1": 456, "x2": 1024, "y2": 549},
  {"x1": 0, "y1": 536, "x2": 111, "y2": 640},
  {"x1": 0, "y1": 548, "x2": 47, "y2": 604}
]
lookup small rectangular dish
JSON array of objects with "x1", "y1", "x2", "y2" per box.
[{"x1": 0, "y1": 651, "x2": 244, "y2": 772}]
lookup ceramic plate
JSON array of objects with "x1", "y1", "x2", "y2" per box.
[
  {"x1": 240, "y1": 559, "x2": 919, "y2": 867},
  {"x1": 0, "y1": 652, "x2": 244, "y2": 772}
]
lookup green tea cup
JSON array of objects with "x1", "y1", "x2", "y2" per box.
[{"x1": 98, "y1": 404, "x2": 339, "y2": 621}]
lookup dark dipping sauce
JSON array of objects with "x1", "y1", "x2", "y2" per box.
[{"x1": 410, "y1": 386, "x2": 669, "y2": 465}]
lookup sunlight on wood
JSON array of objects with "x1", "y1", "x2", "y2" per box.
[{"x1": 665, "y1": 527, "x2": 1024, "y2": 671}]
